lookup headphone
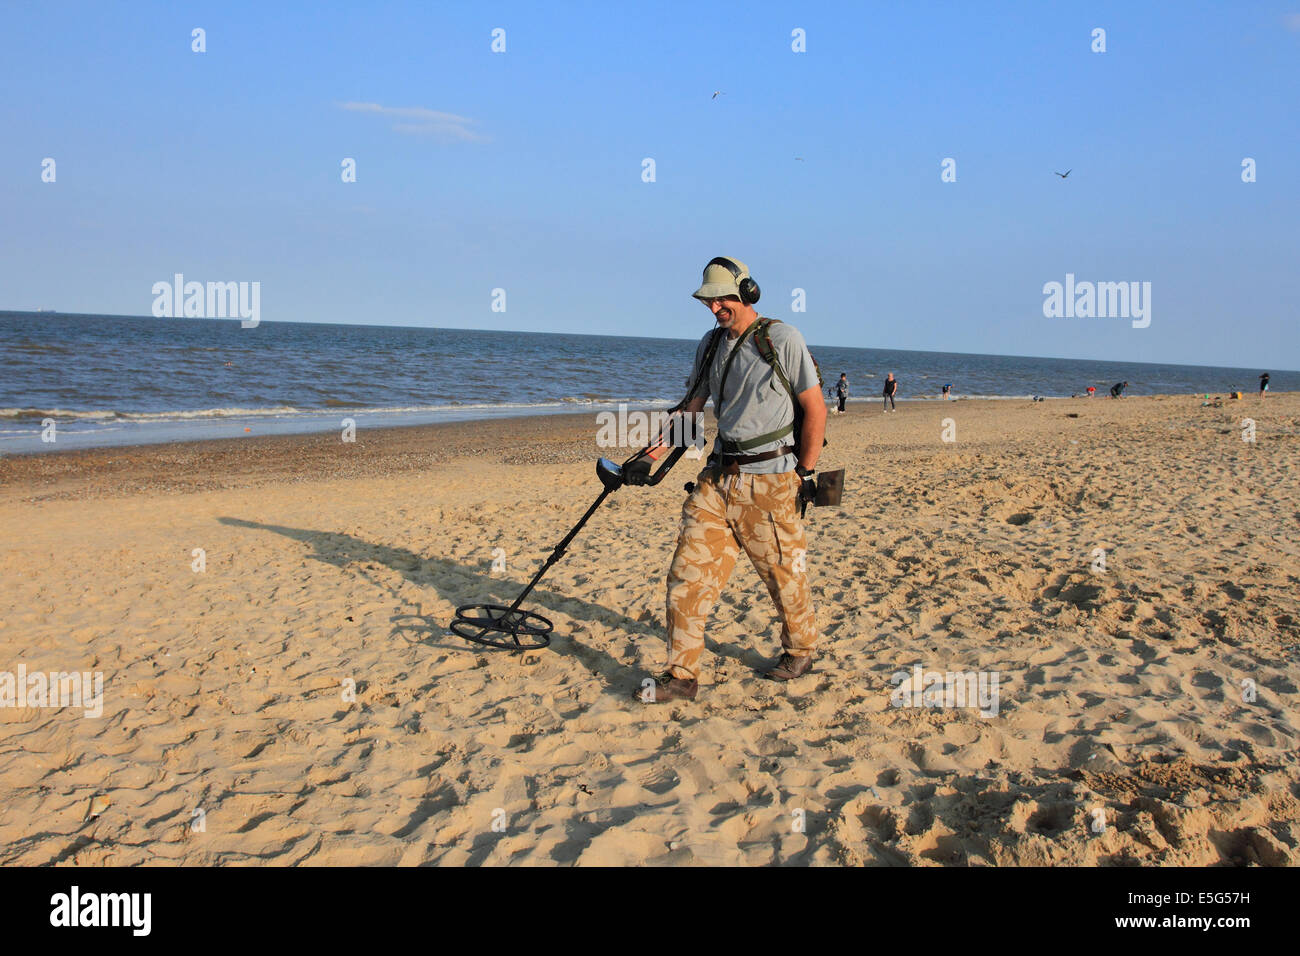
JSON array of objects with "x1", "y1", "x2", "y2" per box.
[{"x1": 705, "y1": 257, "x2": 761, "y2": 306}]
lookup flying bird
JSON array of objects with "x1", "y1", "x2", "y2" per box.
[
  {"x1": 712, "y1": 90, "x2": 724, "y2": 99},
  {"x1": 795, "y1": 156, "x2": 805, "y2": 161},
  {"x1": 1055, "y1": 169, "x2": 1071, "y2": 178}
]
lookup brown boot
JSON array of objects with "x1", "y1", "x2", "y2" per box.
[
  {"x1": 635, "y1": 670, "x2": 698, "y2": 703},
  {"x1": 763, "y1": 652, "x2": 813, "y2": 681}
]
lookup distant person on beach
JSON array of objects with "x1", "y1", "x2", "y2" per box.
[
  {"x1": 1086, "y1": 386, "x2": 1096, "y2": 397},
  {"x1": 941, "y1": 383, "x2": 951, "y2": 400},
  {"x1": 1109, "y1": 381, "x2": 1128, "y2": 399},
  {"x1": 1260, "y1": 373, "x2": 1270, "y2": 399},
  {"x1": 835, "y1": 373, "x2": 848, "y2": 413},
  {"x1": 883, "y1": 373, "x2": 898, "y2": 411},
  {"x1": 641, "y1": 255, "x2": 825, "y2": 704}
]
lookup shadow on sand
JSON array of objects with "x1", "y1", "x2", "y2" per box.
[{"x1": 216, "y1": 516, "x2": 678, "y2": 696}]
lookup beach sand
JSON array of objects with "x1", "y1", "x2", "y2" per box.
[{"x1": 1, "y1": 394, "x2": 1297, "y2": 866}]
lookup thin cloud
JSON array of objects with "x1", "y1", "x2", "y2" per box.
[
  {"x1": 336, "y1": 101, "x2": 487, "y2": 142},
  {"x1": 1285, "y1": 13, "x2": 1300, "y2": 31}
]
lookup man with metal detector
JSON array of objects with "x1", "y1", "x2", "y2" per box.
[
  {"x1": 640, "y1": 256, "x2": 829, "y2": 704},
  {"x1": 448, "y1": 257, "x2": 839, "y2": 675}
]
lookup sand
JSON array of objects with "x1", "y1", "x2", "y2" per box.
[{"x1": 1, "y1": 393, "x2": 1297, "y2": 866}]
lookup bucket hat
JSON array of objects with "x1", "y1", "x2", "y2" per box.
[{"x1": 692, "y1": 257, "x2": 751, "y2": 300}]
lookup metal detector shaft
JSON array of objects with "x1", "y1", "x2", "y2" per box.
[
  {"x1": 499, "y1": 442, "x2": 685, "y2": 613},
  {"x1": 452, "y1": 441, "x2": 689, "y2": 649},
  {"x1": 502, "y1": 484, "x2": 616, "y2": 615}
]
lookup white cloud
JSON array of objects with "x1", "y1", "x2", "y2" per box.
[
  {"x1": 336, "y1": 101, "x2": 486, "y2": 142},
  {"x1": 1285, "y1": 13, "x2": 1300, "y2": 31}
]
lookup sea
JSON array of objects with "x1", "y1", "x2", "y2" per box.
[{"x1": 1, "y1": 311, "x2": 1292, "y2": 455}]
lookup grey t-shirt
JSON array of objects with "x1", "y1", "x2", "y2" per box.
[{"x1": 686, "y1": 318, "x2": 820, "y2": 474}]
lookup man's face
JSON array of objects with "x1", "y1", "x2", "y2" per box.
[{"x1": 700, "y1": 295, "x2": 743, "y2": 330}]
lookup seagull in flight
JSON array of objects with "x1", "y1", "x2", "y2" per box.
[
  {"x1": 795, "y1": 156, "x2": 805, "y2": 161},
  {"x1": 712, "y1": 90, "x2": 724, "y2": 99},
  {"x1": 1055, "y1": 169, "x2": 1072, "y2": 178}
]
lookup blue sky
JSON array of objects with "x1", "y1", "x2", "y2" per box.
[{"x1": 2, "y1": 1, "x2": 1297, "y2": 368}]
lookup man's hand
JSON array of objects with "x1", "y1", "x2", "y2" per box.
[
  {"x1": 623, "y1": 456, "x2": 653, "y2": 486},
  {"x1": 796, "y1": 466, "x2": 817, "y2": 517},
  {"x1": 798, "y1": 472, "x2": 817, "y2": 503}
]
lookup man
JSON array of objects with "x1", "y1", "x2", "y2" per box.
[
  {"x1": 640, "y1": 256, "x2": 826, "y2": 704},
  {"x1": 835, "y1": 373, "x2": 849, "y2": 414},
  {"x1": 883, "y1": 372, "x2": 898, "y2": 411},
  {"x1": 1109, "y1": 380, "x2": 1128, "y2": 399},
  {"x1": 1260, "y1": 372, "x2": 1270, "y2": 400}
]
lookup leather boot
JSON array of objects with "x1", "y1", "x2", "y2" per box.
[
  {"x1": 763, "y1": 652, "x2": 813, "y2": 681},
  {"x1": 635, "y1": 671, "x2": 698, "y2": 703}
]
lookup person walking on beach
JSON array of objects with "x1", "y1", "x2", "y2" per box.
[
  {"x1": 1109, "y1": 381, "x2": 1128, "y2": 399},
  {"x1": 640, "y1": 256, "x2": 826, "y2": 704},
  {"x1": 883, "y1": 373, "x2": 898, "y2": 411},
  {"x1": 942, "y1": 383, "x2": 952, "y2": 400},
  {"x1": 1260, "y1": 372, "x2": 1270, "y2": 400},
  {"x1": 835, "y1": 373, "x2": 849, "y2": 414}
]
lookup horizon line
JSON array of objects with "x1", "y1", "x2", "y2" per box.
[{"x1": 0, "y1": 309, "x2": 1292, "y2": 376}]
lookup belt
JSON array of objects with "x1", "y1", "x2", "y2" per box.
[{"x1": 716, "y1": 445, "x2": 796, "y2": 475}]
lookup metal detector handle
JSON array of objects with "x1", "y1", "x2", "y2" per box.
[
  {"x1": 621, "y1": 443, "x2": 688, "y2": 486},
  {"x1": 646, "y1": 445, "x2": 688, "y2": 486}
]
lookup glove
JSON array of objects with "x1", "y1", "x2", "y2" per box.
[
  {"x1": 623, "y1": 456, "x2": 653, "y2": 486},
  {"x1": 796, "y1": 467, "x2": 817, "y2": 517}
]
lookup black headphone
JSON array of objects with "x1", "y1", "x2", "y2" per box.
[{"x1": 705, "y1": 257, "x2": 761, "y2": 305}]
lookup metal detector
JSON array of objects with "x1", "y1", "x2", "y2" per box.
[{"x1": 450, "y1": 439, "x2": 691, "y2": 649}]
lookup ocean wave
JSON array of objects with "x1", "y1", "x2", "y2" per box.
[
  {"x1": 0, "y1": 399, "x2": 665, "y2": 426},
  {"x1": 0, "y1": 406, "x2": 301, "y2": 422},
  {"x1": 0, "y1": 408, "x2": 120, "y2": 421}
]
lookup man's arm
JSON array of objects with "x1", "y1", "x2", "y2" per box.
[
  {"x1": 645, "y1": 394, "x2": 707, "y2": 451},
  {"x1": 795, "y1": 384, "x2": 826, "y2": 471},
  {"x1": 664, "y1": 393, "x2": 707, "y2": 440}
]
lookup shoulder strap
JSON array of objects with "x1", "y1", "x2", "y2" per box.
[
  {"x1": 671, "y1": 328, "x2": 725, "y2": 413},
  {"x1": 752, "y1": 319, "x2": 796, "y2": 403},
  {"x1": 715, "y1": 317, "x2": 828, "y2": 454},
  {"x1": 715, "y1": 318, "x2": 793, "y2": 453},
  {"x1": 716, "y1": 320, "x2": 761, "y2": 406},
  {"x1": 752, "y1": 318, "x2": 828, "y2": 451}
]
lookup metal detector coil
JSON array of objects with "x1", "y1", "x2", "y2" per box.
[
  {"x1": 450, "y1": 437, "x2": 691, "y2": 649},
  {"x1": 449, "y1": 604, "x2": 553, "y2": 649}
]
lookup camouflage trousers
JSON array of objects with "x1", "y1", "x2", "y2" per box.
[{"x1": 665, "y1": 467, "x2": 819, "y2": 679}]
